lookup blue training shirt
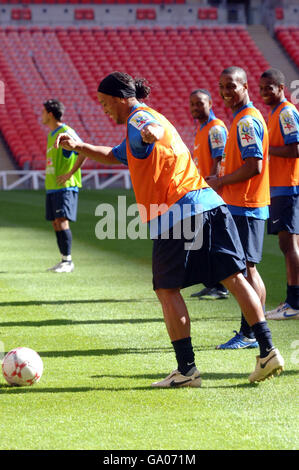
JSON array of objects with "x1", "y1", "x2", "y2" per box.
[{"x1": 200, "y1": 109, "x2": 228, "y2": 159}]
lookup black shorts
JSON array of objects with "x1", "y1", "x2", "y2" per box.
[
  {"x1": 267, "y1": 194, "x2": 299, "y2": 235},
  {"x1": 46, "y1": 190, "x2": 78, "y2": 222},
  {"x1": 232, "y1": 215, "x2": 265, "y2": 264},
  {"x1": 152, "y1": 205, "x2": 246, "y2": 290}
]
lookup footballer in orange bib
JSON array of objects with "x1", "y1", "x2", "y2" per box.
[{"x1": 260, "y1": 68, "x2": 299, "y2": 321}]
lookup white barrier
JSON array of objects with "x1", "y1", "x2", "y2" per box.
[{"x1": 0, "y1": 169, "x2": 131, "y2": 191}]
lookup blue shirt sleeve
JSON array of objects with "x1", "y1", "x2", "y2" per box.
[
  {"x1": 208, "y1": 125, "x2": 227, "y2": 159},
  {"x1": 127, "y1": 110, "x2": 162, "y2": 159},
  {"x1": 112, "y1": 139, "x2": 128, "y2": 166},
  {"x1": 62, "y1": 128, "x2": 82, "y2": 158},
  {"x1": 279, "y1": 106, "x2": 299, "y2": 145},
  {"x1": 237, "y1": 115, "x2": 264, "y2": 160}
]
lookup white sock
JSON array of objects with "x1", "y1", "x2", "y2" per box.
[{"x1": 62, "y1": 255, "x2": 72, "y2": 262}]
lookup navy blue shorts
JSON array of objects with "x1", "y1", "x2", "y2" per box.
[
  {"x1": 267, "y1": 195, "x2": 299, "y2": 235},
  {"x1": 46, "y1": 190, "x2": 78, "y2": 222},
  {"x1": 232, "y1": 215, "x2": 265, "y2": 264},
  {"x1": 152, "y1": 205, "x2": 246, "y2": 290}
]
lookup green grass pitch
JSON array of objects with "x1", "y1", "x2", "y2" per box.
[{"x1": 0, "y1": 189, "x2": 298, "y2": 450}]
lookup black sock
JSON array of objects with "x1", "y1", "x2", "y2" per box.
[
  {"x1": 55, "y1": 231, "x2": 63, "y2": 255},
  {"x1": 59, "y1": 229, "x2": 72, "y2": 258},
  {"x1": 172, "y1": 337, "x2": 196, "y2": 375},
  {"x1": 215, "y1": 283, "x2": 228, "y2": 294},
  {"x1": 286, "y1": 284, "x2": 299, "y2": 309},
  {"x1": 251, "y1": 321, "x2": 274, "y2": 358},
  {"x1": 240, "y1": 314, "x2": 255, "y2": 339}
]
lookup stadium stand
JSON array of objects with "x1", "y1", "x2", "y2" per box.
[
  {"x1": 275, "y1": 26, "x2": 299, "y2": 71},
  {"x1": 0, "y1": 25, "x2": 273, "y2": 169},
  {"x1": 0, "y1": 0, "x2": 186, "y2": 3}
]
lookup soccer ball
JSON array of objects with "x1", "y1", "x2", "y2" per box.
[{"x1": 2, "y1": 347, "x2": 43, "y2": 386}]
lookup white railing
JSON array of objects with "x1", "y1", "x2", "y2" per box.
[{"x1": 0, "y1": 169, "x2": 132, "y2": 190}]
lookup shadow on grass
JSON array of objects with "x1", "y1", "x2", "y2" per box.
[
  {"x1": 36, "y1": 344, "x2": 217, "y2": 358},
  {"x1": 0, "y1": 299, "x2": 158, "y2": 307},
  {"x1": 0, "y1": 316, "x2": 237, "y2": 328},
  {"x1": 0, "y1": 297, "x2": 213, "y2": 307},
  {"x1": 1, "y1": 370, "x2": 296, "y2": 393}
]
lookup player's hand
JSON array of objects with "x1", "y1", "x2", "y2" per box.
[
  {"x1": 141, "y1": 124, "x2": 164, "y2": 144},
  {"x1": 55, "y1": 133, "x2": 78, "y2": 151},
  {"x1": 206, "y1": 175, "x2": 222, "y2": 191},
  {"x1": 57, "y1": 172, "x2": 72, "y2": 185}
]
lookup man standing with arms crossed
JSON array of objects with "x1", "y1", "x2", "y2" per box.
[
  {"x1": 208, "y1": 66, "x2": 270, "y2": 350},
  {"x1": 55, "y1": 71, "x2": 284, "y2": 386},
  {"x1": 189, "y1": 88, "x2": 229, "y2": 300},
  {"x1": 260, "y1": 68, "x2": 299, "y2": 320},
  {"x1": 42, "y1": 99, "x2": 85, "y2": 272}
]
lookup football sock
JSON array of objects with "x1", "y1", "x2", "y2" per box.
[
  {"x1": 251, "y1": 321, "x2": 274, "y2": 359},
  {"x1": 286, "y1": 284, "x2": 299, "y2": 309},
  {"x1": 240, "y1": 313, "x2": 255, "y2": 339},
  {"x1": 58, "y1": 229, "x2": 72, "y2": 258},
  {"x1": 172, "y1": 337, "x2": 196, "y2": 375},
  {"x1": 55, "y1": 231, "x2": 63, "y2": 255}
]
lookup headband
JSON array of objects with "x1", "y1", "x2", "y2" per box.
[{"x1": 98, "y1": 74, "x2": 136, "y2": 98}]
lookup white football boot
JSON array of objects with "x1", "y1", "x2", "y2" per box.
[
  {"x1": 249, "y1": 348, "x2": 284, "y2": 383},
  {"x1": 265, "y1": 302, "x2": 299, "y2": 320},
  {"x1": 151, "y1": 367, "x2": 202, "y2": 388},
  {"x1": 48, "y1": 261, "x2": 74, "y2": 273}
]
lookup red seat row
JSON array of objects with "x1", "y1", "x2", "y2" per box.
[
  {"x1": 11, "y1": 8, "x2": 32, "y2": 20},
  {"x1": 136, "y1": 8, "x2": 156, "y2": 20},
  {"x1": 198, "y1": 8, "x2": 218, "y2": 20},
  {"x1": 276, "y1": 27, "x2": 299, "y2": 70}
]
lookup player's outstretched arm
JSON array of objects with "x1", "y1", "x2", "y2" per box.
[{"x1": 55, "y1": 133, "x2": 120, "y2": 165}]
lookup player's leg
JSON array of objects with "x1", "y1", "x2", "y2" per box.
[
  {"x1": 238, "y1": 262, "x2": 266, "y2": 340},
  {"x1": 152, "y1": 288, "x2": 201, "y2": 388},
  {"x1": 266, "y1": 195, "x2": 299, "y2": 319},
  {"x1": 46, "y1": 193, "x2": 63, "y2": 271},
  {"x1": 217, "y1": 217, "x2": 266, "y2": 349},
  {"x1": 266, "y1": 231, "x2": 299, "y2": 319},
  {"x1": 150, "y1": 220, "x2": 201, "y2": 388},
  {"x1": 47, "y1": 191, "x2": 77, "y2": 273},
  {"x1": 222, "y1": 272, "x2": 284, "y2": 382}
]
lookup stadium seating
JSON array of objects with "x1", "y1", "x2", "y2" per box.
[
  {"x1": 275, "y1": 27, "x2": 299, "y2": 70},
  {"x1": 0, "y1": 26, "x2": 273, "y2": 169},
  {"x1": 0, "y1": 0, "x2": 186, "y2": 3}
]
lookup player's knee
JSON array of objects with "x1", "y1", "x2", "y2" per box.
[
  {"x1": 155, "y1": 287, "x2": 180, "y2": 303},
  {"x1": 278, "y1": 233, "x2": 296, "y2": 255}
]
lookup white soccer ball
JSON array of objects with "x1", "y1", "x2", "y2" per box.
[{"x1": 2, "y1": 347, "x2": 43, "y2": 386}]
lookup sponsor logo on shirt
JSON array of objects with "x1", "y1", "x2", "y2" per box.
[
  {"x1": 238, "y1": 118, "x2": 257, "y2": 147},
  {"x1": 209, "y1": 126, "x2": 225, "y2": 149},
  {"x1": 279, "y1": 108, "x2": 297, "y2": 135},
  {"x1": 129, "y1": 112, "x2": 152, "y2": 130}
]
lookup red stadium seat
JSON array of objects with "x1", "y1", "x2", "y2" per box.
[
  {"x1": 208, "y1": 8, "x2": 218, "y2": 20},
  {"x1": 136, "y1": 9, "x2": 146, "y2": 20},
  {"x1": 22, "y1": 9, "x2": 32, "y2": 20},
  {"x1": 198, "y1": 9, "x2": 208, "y2": 20},
  {"x1": 275, "y1": 8, "x2": 284, "y2": 20},
  {"x1": 74, "y1": 9, "x2": 84, "y2": 20},
  {"x1": 11, "y1": 9, "x2": 21, "y2": 20}
]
